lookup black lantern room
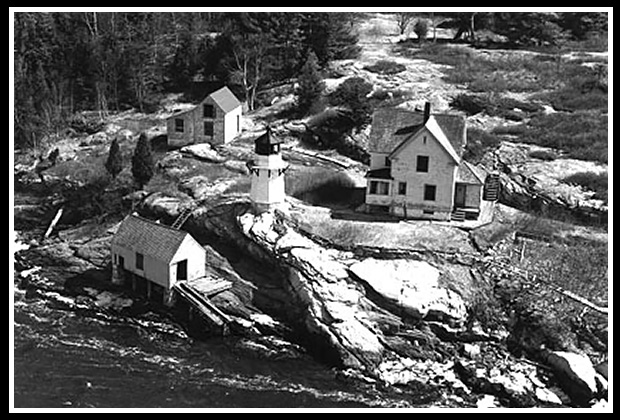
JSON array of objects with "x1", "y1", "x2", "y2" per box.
[{"x1": 254, "y1": 126, "x2": 283, "y2": 156}]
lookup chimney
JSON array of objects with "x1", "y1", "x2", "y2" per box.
[{"x1": 423, "y1": 102, "x2": 431, "y2": 123}]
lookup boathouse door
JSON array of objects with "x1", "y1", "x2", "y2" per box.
[{"x1": 177, "y1": 260, "x2": 187, "y2": 281}]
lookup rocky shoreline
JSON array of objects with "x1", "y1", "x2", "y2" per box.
[{"x1": 14, "y1": 187, "x2": 609, "y2": 408}]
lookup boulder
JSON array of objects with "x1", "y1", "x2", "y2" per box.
[
  {"x1": 462, "y1": 343, "x2": 481, "y2": 359},
  {"x1": 349, "y1": 258, "x2": 467, "y2": 323},
  {"x1": 72, "y1": 236, "x2": 111, "y2": 267},
  {"x1": 181, "y1": 144, "x2": 226, "y2": 163},
  {"x1": 140, "y1": 192, "x2": 192, "y2": 220},
  {"x1": 595, "y1": 361, "x2": 608, "y2": 379},
  {"x1": 178, "y1": 176, "x2": 214, "y2": 200},
  {"x1": 545, "y1": 351, "x2": 598, "y2": 406},
  {"x1": 80, "y1": 131, "x2": 108, "y2": 146},
  {"x1": 224, "y1": 160, "x2": 250, "y2": 175}
]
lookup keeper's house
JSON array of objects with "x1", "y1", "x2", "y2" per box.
[
  {"x1": 365, "y1": 103, "x2": 497, "y2": 221},
  {"x1": 166, "y1": 86, "x2": 242, "y2": 148},
  {"x1": 111, "y1": 215, "x2": 206, "y2": 305}
]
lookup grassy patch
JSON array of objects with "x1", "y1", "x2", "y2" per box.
[
  {"x1": 506, "y1": 239, "x2": 608, "y2": 357},
  {"x1": 463, "y1": 127, "x2": 501, "y2": 164},
  {"x1": 286, "y1": 167, "x2": 357, "y2": 207},
  {"x1": 405, "y1": 44, "x2": 562, "y2": 93},
  {"x1": 494, "y1": 112, "x2": 608, "y2": 164}
]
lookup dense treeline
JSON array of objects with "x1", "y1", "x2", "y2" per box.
[
  {"x1": 14, "y1": 12, "x2": 360, "y2": 149},
  {"x1": 14, "y1": 12, "x2": 607, "y2": 150}
]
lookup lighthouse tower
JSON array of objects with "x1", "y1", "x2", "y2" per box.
[{"x1": 248, "y1": 127, "x2": 288, "y2": 212}]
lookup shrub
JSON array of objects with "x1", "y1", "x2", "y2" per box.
[
  {"x1": 451, "y1": 93, "x2": 543, "y2": 118},
  {"x1": 303, "y1": 108, "x2": 370, "y2": 164},
  {"x1": 528, "y1": 149, "x2": 558, "y2": 161},
  {"x1": 364, "y1": 60, "x2": 407, "y2": 75},
  {"x1": 563, "y1": 171, "x2": 608, "y2": 203}
]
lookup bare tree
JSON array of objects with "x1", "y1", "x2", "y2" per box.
[
  {"x1": 228, "y1": 32, "x2": 269, "y2": 111},
  {"x1": 396, "y1": 12, "x2": 415, "y2": 35}
]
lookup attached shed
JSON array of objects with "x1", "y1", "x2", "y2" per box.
[
  {"x1": 166, "y1": 86, "x2": 242, "y2": 148},
  {"x1": 111, "y1": 215, "x2": 206, "y2": 304}
]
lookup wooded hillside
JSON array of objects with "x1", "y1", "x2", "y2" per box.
[
  {"x1": 13, "y1": 12, "x2": 361, "y2": 149},
  {"x1": 13, "y1": 12, "x2": 607, "y2": 150}
]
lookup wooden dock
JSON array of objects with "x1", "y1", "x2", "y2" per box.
[{"x1": 172, "y1": 276, "x2": 233, "y2": 335}]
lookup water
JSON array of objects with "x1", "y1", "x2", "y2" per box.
[{"x1": 13, "y1": 266, "x2": 414, "y2": 409}]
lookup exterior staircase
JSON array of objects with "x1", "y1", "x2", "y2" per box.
[
  {"x1": 483, "y1": 173, "x2": 501, "y2": 201},
  {"x1": 171, "y1": 206, "x2": 194, "y2": 229},
  {"x1": 451, "y1": 208, "x2": 466, "y2": 222},
  {"x1": 173, "y1": 281, "x2": 231, "y2": 335}
]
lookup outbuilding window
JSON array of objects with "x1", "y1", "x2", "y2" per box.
[
  {"x1": 204, "y1": 121, "x2": 214, "y2": 136},
  {"x1": 175, "y1": 119, "x2": 184, "y2": 133},
  {"x1": 136, "y1": 252, "x2": 144, "y2": 270},
  {"x1": 203, "y1": 104, "x2": 215, "y2": 118}
]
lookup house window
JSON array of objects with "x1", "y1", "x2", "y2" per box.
[
  {"x1": 177, "y1": 260, "x2": 187, "y2": 281},
  {"x1": 136, "y1": 252, "x2": 144, "y2": 270},
  {"x1": 424, "y1": 184, "x2": 436, "y2": 201},
  {"x1": 423, "y1": 210, "x2": 435, "y2": 215},
  {"x1": 203, "y1": 104, "x2": 215, "y2": 118},
  {"x1": 204, "y1": 121, "x2": 214, "y2": 136},
  {"x1": 398, "y1": 182, "x2": 407, "y2": 195},
  {"x1": 175, "y1": 119, "x2": 184, "y2": 133},
  {"x1": 416, "y1": 155, "x2": 429, "y2": 173},
  {"x1": 237, "y1": 114, "x2": 240, "y2": 132},
  {"x1": 369, "y1": 181, "x2": 389, "y2": 195},
  {"x1": 369, "y1": 181, "x2": 378, "y2": 194},
  {"x1": 385, "y1": 157, "x2": 391, "y2": 167}
]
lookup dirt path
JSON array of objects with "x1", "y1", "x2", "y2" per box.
[{"x1": 325, "y1": 13, "x2": 465, "y2": 112}]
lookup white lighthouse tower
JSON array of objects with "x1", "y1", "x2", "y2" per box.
[{"x1": 248, "y1": 127, "x2": 289, "y2": 212}]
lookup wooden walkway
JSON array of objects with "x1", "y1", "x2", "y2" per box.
[{"x1": 173, "y1": 277, "x2": 233, "y2": 335}]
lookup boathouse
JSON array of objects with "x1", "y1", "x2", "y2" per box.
[{"x1": 110, "y1": 214, "x2": 207, "y2": 305}]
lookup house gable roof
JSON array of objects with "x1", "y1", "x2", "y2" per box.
[
  {"x1": 206, "y1": 86, "x2": 241, "y2": 114},
  {"x1": 166, "y1": 86, "x2": 241, "y2": 121},
  {"x1": 368, "y1": 107, "x2": 467, "y2": 158},
  {"x1": 456, "y1": 160, "x2": 486, "y2": 185},
  {"x1": 388, "y1": 115, "x2": 461, "y2": 164},
  {"x1": 111, "y1": 215, "x2": 198, "y2": 264}
]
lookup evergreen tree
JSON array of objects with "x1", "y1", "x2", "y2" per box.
[
  {"x1": 328, "y1": 76, "x2": 373, "y2": 131},
  {"x1": 131, "y1": 134, "x2": 154, "y2": 189},
  {"x1": 295, "y1": 51, "x2": 324, "y2": 116},
  {"x1": 413, "y1": 19, "x2": 429, "y2": 44},
  {"x1": 105, "y1": 138, "x2": 123, "y2": 179},
  {"x1": 300, "y1": 13, "x2": 360, "y2": 67}
]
